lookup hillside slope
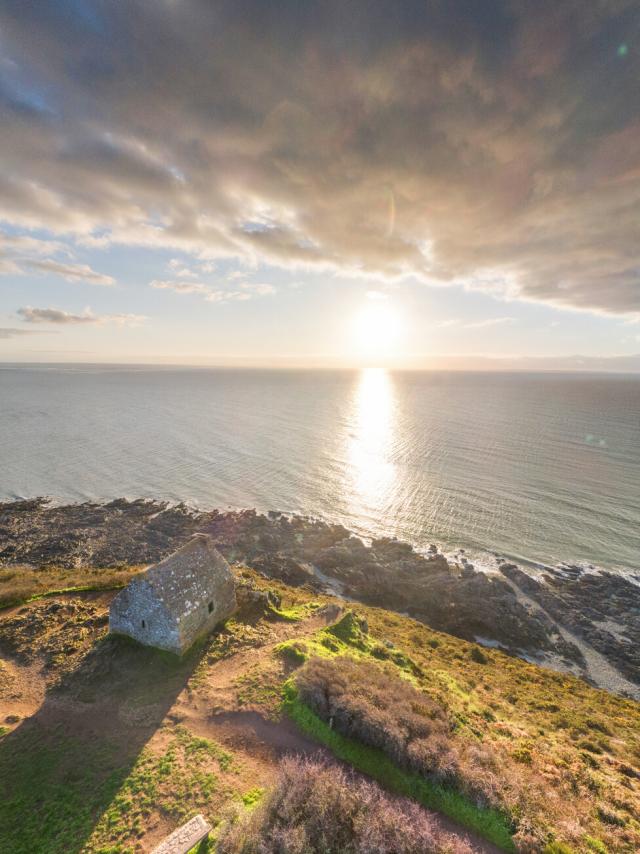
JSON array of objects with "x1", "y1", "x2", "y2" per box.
[
  {"x1": 1, "y1": 500, "x2": 638, "y2": 698},
  {"x1": 0, "y1": 567, "x2": 638, "y2": 853}
]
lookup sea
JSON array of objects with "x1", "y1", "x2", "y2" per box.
[{"x1": 1, "y1": 364, "x2": 639, "y2": 574}]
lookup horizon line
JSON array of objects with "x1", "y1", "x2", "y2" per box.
[{"x1": 2, "y1": 358, "x2": 640, "y2": 375}]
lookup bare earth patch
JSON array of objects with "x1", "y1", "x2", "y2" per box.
[{"x1": 1, "y1": 569, "x2": 638, "y2": 853}]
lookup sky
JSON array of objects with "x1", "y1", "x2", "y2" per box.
[{"x1": 1, "y1": 0, "x2": 640, "y2": 369}]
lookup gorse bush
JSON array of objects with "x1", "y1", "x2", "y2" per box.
[
  {"x1": 295, "y1": 656, "x2": 504, "y2": 811},
  {"x1": 215, "y1": 755, "x2": 475, "y2": 854}
]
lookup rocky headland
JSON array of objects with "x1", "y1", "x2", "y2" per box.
[{"x1": 1, "y1": 497, "x2": 638, "y2": 698}]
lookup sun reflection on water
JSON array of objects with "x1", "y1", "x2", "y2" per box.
[{"x1": 347, "y1": 368, "x2": 396, "y2": 517}]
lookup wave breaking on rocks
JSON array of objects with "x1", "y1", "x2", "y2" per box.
[{"x1": 1, "y1": 497, "x2": 638, "y2": 698}]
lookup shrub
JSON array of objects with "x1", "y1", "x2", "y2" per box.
[
  {"x1": 325, "y1": 609, "x2": 369, "y2": 646},
  {"x1": 470, "y1": 646, "x2": 489, "y2": 664},
  {"x1": 216, "y1": 755, "x2": 475, "y2": 854},
  {"x1": 294, "y1": 656, "x2": 503, "y2": 810},
  {"x1": 278, "y1": 641, "x2": 308, "y2": 665},
  {"x1": 597, "y1": 806, "x2": 626, "y2": 827},
  {"x1": 512, "y1": 743, "x2": 534, "y2": 765},
  {"x1": 585, "y1": 718, "x2": 612, "y2": 736}
]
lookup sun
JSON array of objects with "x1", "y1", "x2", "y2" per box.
[{"x1": 351, "y1": 300, "x2": 403, "y2": 362}]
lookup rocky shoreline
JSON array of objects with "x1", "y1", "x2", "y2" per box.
[{"x1": 1, "y1": 498, "x2": 638, "y2": 698}]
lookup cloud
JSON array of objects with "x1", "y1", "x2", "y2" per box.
[
  {"x1": 242, "y1": 282, "x2": 276, "y2": 296},
  {"x1": 23, "y1": 259, "x2": 115, "y2": 286},
  {"x1": 0, "y1": 231, "x2": 114, "y2": 286},
  {"x1": 0, "y1": 327, "x2": 43, "y2": 338},
  {"x1": 17, "y1": 306, "x2": 146, "y2": 326},
  {"x1": 0, "y1": 230, "x2": 67, "y2": 276},
  {"x1": 0, "y1": 231, "x2": 66, "y2": 257},
  {"x1": 205, "y1": 290, "x2": 249, "y2": 304},
  {"x1": 0, "y1": 3, "x2": 639, "y2": 313},
  {"x1": 0, "y1": 256, "x2": 21, "y2": 274},
  {"x1": 435, "y1": 316, "x2": 515, "y2": 329},
  {"x1": 167, "y1": 258, "x2": 198, "y2": 278},
  {"x1": 463, "y1": 316, "x2": 515, "y2": 329},
  {"x1": 149, "y1": 278, "x2": 276, "y2": 303},
  {"x1": 422, "y1": 352, "x2": 640, "y2": 373},
  {"x1": 18, "y1": 306, "x2": 96, "y2": 324},
  {"x1": 150, "y1": 279, "x2": 210, "y2": 295}
]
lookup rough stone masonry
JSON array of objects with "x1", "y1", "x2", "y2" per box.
[{"x1": 109, "y1": 533, "x2": 236, "y2": 654}]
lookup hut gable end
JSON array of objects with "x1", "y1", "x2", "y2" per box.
[{"x1": 109, "y1": 534, "x2": 236, "y2": 655}]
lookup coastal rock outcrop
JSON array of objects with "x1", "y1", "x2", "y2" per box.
[
  {"x1": 500, "y1": 563, "x2": 640, "y2": 684},
  {"x1": 1, "y1": 498, "x2": 637, "y2": 695}
]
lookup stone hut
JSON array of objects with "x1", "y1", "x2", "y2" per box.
[{"x1": 109, "y1": 534, "x2": 236, "y2": 655}]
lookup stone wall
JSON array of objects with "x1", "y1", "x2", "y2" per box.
[
  {"x1": 108, "y1": 535, "x2": 237, "y2": 655},
  {"x1": 176, "y1": 567, "x2": 236, "y2": 652},
  {"x1": 109, "y1": 579, "x2": 181, "y2": 653}
]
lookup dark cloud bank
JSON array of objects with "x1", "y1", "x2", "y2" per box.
[{"x1": 1, "y1": 1, "x2": 639, "y2": 314}]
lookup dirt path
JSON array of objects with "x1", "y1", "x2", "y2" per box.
[
  {"x1": 182, "y1": 707, "x2": 503, "y2": 854},
  {"x1": 0, "y1": 596, "x2": 503, "y2": 853},
  {"x1": 0, "y1": 659, "x2": 45, "y2": 724},
  {"x1": 158, "y1": 612, "x2": 504, "y2": 854}
]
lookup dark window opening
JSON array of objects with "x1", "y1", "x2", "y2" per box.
[
  {"x1": 141, "y1": 619, "x2": 146, "y2": 629},
  {"x1": 208, "y1": 601, "x2": 214, "y2": 614}
]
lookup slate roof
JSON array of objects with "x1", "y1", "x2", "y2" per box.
[{"x1": 140, "y1": 533, "x2": 231, "y2": 620}]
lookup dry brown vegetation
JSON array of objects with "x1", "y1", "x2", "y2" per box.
[
  {"x1": 216, "y1": 755, "x2": 476, "y2": 854},
  {"x1": 0, "y1": 564, "x2": 139, "y2": 609},
  {"x1": 352, "y1": 605, "x2": 640, "y2": 854},
  {"x1": 294, "y1": 656, "x2": 564, "y2": 851},
  {"x1": 0, "y1": 565, "x2": 638, "y2": 854},
  {"x1": 296, "y1": 656, "x2": 507, "y2": 809}
]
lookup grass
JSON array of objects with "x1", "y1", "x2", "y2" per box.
[
  {"x1": 282, "y1": 681, "x2": 516, "y2": 852},
  {"x1": 0, "y1": 564, "x2": 638, "y2": 853},
  {"x1": 0, "y1": 565, "x2": 141, "y2": 609},
  {"x1": 240, "y1": 787, "x2": 264, "y2": 807},
  {"x1": 0, "y1": 725, "x2": 127, "y2": 853},
  {"x1": 0, "y1": 721, "x2": 238, "y2": 854},
  {"x1": 354, "y1": 603, "x2": 640, "y2": 853},
  {"x1": 267, "y1": 601, "x2": 321, "y2": 621},
  {"x1": 233, "y1": 666, "x2": 282, "y2": 712},
  {"x1": 275, "y1": 608, "x2": 421, "y2": 680},
  {"x1": 269, "y1": 597, "x2": 639, "y2": 852},
  {"x1": 174, "y1": 725, "x2": 235, "y2": 773},
  {"x1": 89, "y1": 727, "x2": 236, "y2": 843}
]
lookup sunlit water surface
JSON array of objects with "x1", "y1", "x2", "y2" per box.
[{"x1": 1, "y1": 365, "x2": 639, "y2": 572}]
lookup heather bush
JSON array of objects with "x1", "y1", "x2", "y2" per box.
[
  {"x1": 216, "y1": 755, "x2": 476, "y2": 854},
  {"x1": 294, "y1": 656, "x2": 502, "y2": 809}
]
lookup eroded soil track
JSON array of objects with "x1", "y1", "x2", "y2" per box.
[{"x1": 0, "y1": 589, "x2": 500, "y2": 853}]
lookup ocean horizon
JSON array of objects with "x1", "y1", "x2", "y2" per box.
[{"x1": 2, "y1": 363, "x2": 639, "y2": 574}]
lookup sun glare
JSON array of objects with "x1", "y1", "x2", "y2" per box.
[
  {"x1": 347, "y1": 367, "x2": 397, "y2": 518},
  {"x1": 352, "y1": 301, "x2": 403, "y2": 362}
]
